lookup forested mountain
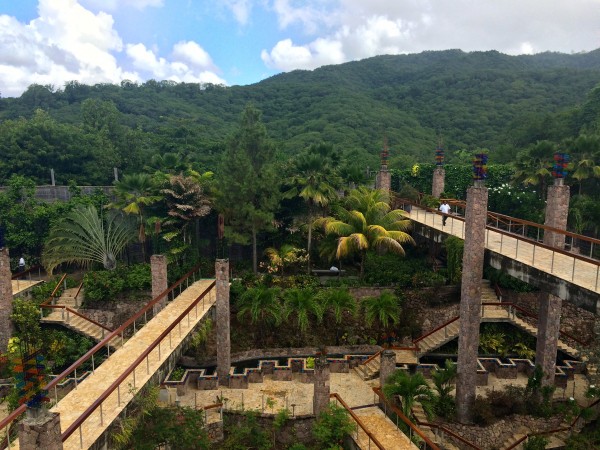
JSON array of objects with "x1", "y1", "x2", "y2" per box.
[{"x1": 1, "y1": 49, "x2": 600, "y2": 184}]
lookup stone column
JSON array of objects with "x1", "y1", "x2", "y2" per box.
[
  {"x1": 432, "y1": 167, "x2": 445, "y2": 198},
  {"x1": 216, "y1": 259, "x2": 231, "y2": 387},
  {"x1": 455, "y1": 183, "x2": 488, "y2": 423},
  {"x1": 376, "y1": 169, "x2": 391, "y2": 192},
  {"x1": 535, "y1": 293, "x2": 563, "y2": 387},
  {"x1": 313, "y1": 356, "x2": 330, "y2": 416},
  {"x1": 0, "y1": 248, "x2": 13, "y2": 352},
  {"x1": 19, "y1": 409, "x2": 63, "y2": 450},
  {"x1": 543, "y1": 179, "x2": 570, "y2": 249},
  {"x1": 379, "y1": 350, "x2": 396, "y2": 387},
  {"x1": 151, "y1": 254, "x2": 168, "y2": 316}
]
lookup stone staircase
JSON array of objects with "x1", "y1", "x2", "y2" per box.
[
  {"x1": 41, "y1": 288, "x2": 122, "y2": 349},
  {"x1": 353, "y1": 354, "x2": 381, "y2": 380},
  {"x1": 499, "y1": 426, "x2": 529, "y2": 450},
  {"x1": 411, "y1": 403, "x2": 460, "y2": 450}
]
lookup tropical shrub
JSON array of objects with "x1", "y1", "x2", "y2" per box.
[{"x1": 312, "y1": 403, "x2": 355, "y2": 449}]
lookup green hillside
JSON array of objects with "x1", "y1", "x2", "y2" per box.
[{"x1": 1, "y1": 49, "x2": 600, "y2": 184}]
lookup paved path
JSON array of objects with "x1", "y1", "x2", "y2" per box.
[
  {"x1": 11, "y1": 279, "x2": 43, "y2": 296},
  {"x1": 39, "y1": 279, "x2": 215, "y2": 450},
  {"x1": 409, "y1": 206, "x2": 600, "y2": 294}
]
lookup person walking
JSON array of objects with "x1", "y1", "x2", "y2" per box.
[
  {"x1": 18, "y1": 256, "x2": 25, "y2": 272},
  {"x1": 439, "y1": 201, "x2": 451, "y2": 226}
]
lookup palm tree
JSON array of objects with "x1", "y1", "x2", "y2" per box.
[
  {"x1": 362, "y1": 292, "x2": 400, "y2": 342},
  {"x1": 285, "y1": 150, "x2": 340, "y2": 273},
  {"x1": 383, "y1": 370, "x2": 435, "y2": 418},
  {"x1": 282, "y1": 288, "x2": 323, "y2": 341},
  {"x1": 431, "y1": 359, "x2": 457, "y2": 418},
  {"x1": 42, "y1": 204, "x2": 135, "y2": 273},
  {"x1": 316, "y1": 288, "x2": 357, "y2": 345},
  {"x1": 318, "y1": 187, "x2": 414, "y2": 276},
  {"x1": 236, "y1": 286, "x2": 282, "y2": 345},
  {"x1": 512, "y1": 141, "x2": 555, "y2": 199},
  {"x1": 263, "y1": 244, "x2": 301, "y2": 277},
  {"x1": 110, "y1": 173, "x2": 163, "y2": 256}
]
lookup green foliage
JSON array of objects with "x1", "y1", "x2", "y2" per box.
[
  {"x1": 282, "y1": 288, "x2": 323, "y2": 334},
  {"x1": 363, "y1": 252, "x2": 432, "y2": 286},
  {"x1": 444, "y1": 236, "x2": 464, "y2": 284},
  {"x1": 383, "y1": 370, "x2": 434, "y2": 418},
  {"x1": 169, "y1": 367, "x2": 186, "y2": 382},
  {"x1": 523, "y1": 436, "x2": 549, "y2": 450},
  {"x1": 312, "y1": 403, "x2": 355, "y2": 449},
  {"x1": 485, "y1": 267, "x2": 537, "y2": 292},
  {"x1": 83, "y1": 264, "x2": 151, "y2": 302},
  {"x1": 431, "y1": 360, "x2": 457, "y2": 419},
  {"x1": 362, "y1": 292, "x2": 401, "y2": 337},
  {"x1": 221, "y1": 410, "x2": 271, "y2": 450}
]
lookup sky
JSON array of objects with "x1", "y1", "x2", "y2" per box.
[{"x1": 1, "y1": 0, "x2": 600, "y2": 98}]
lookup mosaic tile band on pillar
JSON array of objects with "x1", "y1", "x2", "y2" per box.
[
  {"x1": 456, "y1": 180, "x2": 488, "y2": 423},
  {"x1": 216, "y1": 259, "x2": 231, "y2": 387}
]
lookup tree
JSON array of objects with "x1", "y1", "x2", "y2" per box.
[
  {"x1": 236, "y1": 286, "x2": 282, "y2": 345},
  {"x1": 316, "y1": 288, "x2": 357, "y2": 345},
  {"x1": 263, "y1": 244, "x2": 307, "y2": 276},
  {"x1": 42, "y1": 204, "x2": 135, "y2": 273},
  {"x1": 216, "y1": 104, "x2": 281, "y2": 273},
  {"x1": 282, "y1": 288, "x2": 322, "y2": 338},
  {"x1": 431, "y1": 359, "x2": 457, "y2": 418},
  {"x1": 285, "y1": 144, "x2": 340, "y2": 273},
  {"x1": 382, "y1": 370, "x2": 434, "y2": 418},
  {"x1": 318, "y1": 187, "x2": 414, "y2": 276},
  {"x1": 512, "y1": 141, "x2": 555, "y2": 199},
  {"x1": 110, "y1": 173, "x2": 162, "y2": 248},
  {"x1": 312, "y1": 403, "x2": 355, "y2": 449},
  {"x1": 362, "y1": 292, "x2": 401, "y2": 341}
]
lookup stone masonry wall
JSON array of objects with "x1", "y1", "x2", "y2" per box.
[
  {"x1": 0, "y1": 248, "x2": 13, "y2": 352},
  {"x1": 19, "y1": 411, "x2": 63, "y2": 450},
  {"x1": 151, "y1": 255, "x2": 168, "y2": 315},
  {"x1": 376, "y1": 169, "x2": 391, "y2": 191},
  {"x1": 216, "y1": 260, "x2": 231, "y2": 386},
  {"x1": 543, "y1": 183, "x2": 570, "y2": 249},
  {"x1": 313, "y1": 356, "x2": 330, "y2": 416},
  {"x1": 432, "y1": 167, "x2": 445, "y2": 198},
  {"x1": 456, "y1": 184, "x2": 488, "y2": 423},
  {"x1": 535, "y1": 293, "x2": 563, "y2": 387}
]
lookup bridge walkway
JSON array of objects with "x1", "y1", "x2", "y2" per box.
[{"x1": 408, "y1": 205, "x2": 600, "y2": 295}]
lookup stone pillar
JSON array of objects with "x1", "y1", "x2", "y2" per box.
[
  {"x1": 543, "y1": 179, "x2": 570, "y2": 249},
  {"x1": 432, "y1": 166, "x2": 445, "y2": 198},
  {"x1": 376, "y1": 169, "x2": 391, "y2": 192},
  {"x1": 0, "y1": 248, "x2": 13, "y2": 352},
  {"x1": 535, "y1": 293, "x2": 562, "y2": 387},
  {"x1": 455, "y1": 183, "x2": 488, "y2": 423},
  {"x1": 379, "y1": 350, "x2": 396, "y2": 387},
  {"x1": 313, "y1": 356, "x2": 330, "y2": 416},
  {"x1": 216, "y1": 259, "x2": 231, "y2": 387},
  {"x1": 19, "y1": 409, "x2": 63, "y2": 450},
  {"x1": 151, "y1": 254, "x2": 168, "y2": 316}
]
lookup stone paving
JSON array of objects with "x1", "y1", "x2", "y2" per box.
[{"x1": 11, "y1": 279, "x2": 43, "y2": 296}]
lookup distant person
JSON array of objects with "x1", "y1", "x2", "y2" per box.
[
  {"x1": 439, "y1": 201, "x2": 451, "y2": 226},
  {"x1": 18, "y1": 256, "x2": 25, "y2": 272}
]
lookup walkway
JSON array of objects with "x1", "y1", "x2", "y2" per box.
[
  {"x1": 408, "y1": 205, "x2": 600, "y2": 295},
  {"x1": 11, "y1": 279, "x2": 43, "y2": 296},
  {"x1": 53, "y1": 279, "x2": 215, "y2": 450}
]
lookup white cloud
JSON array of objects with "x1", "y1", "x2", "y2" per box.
[
  {"x1": 262, "y1": 0, "x2": 600, "y2": 72},
  {"x1": 0, "y1": 0, "x2": 225, "y2": 97},
  {"x1": 81, "y1": 0, "x2": 164, "y2": 11},
  {"x1": 127, "y1": 42, "x2": 226, "y2": 85},
  {"x1": 222, "y1": 0, "x2": 253, "y2": 26}
]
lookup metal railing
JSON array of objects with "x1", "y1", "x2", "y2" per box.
[
  {"x1": 394, "y1": 197, "x2": 600, "y2": 292},
  {"x1": 330, "y1": 393, "x2": 386, "y2": 450},
  {"x1": 0, "y1": 264, "x2": 206, "y2": 450}
]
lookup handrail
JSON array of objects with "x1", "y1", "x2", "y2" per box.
[
  {"x1": 49, "y1": 273, "x2": 67, "y2": 300},
  {"x1": 61, "y1": 278, "x2": 216, "y2": 442},
  {"x1": 361, "y1": 350, "x2": 382, "y2": 366},
  {"x1": 74, "y1": 280, "x2": 84, "y2": 301},
  {"x1": 481, "y1": 302, "x2": 589, "y2": 346},
  {"x1": 64, "y1": 307, "x2": 113, "y2": 333},
  {"x1": 413, "y1": 317, "x2": 460, "y2": 345},
  {"x1": 0, "y1": 263, "x2": 204, "y2": 442},
  {"x1": 10, "y1": 265, "x2": 42, "y2": 280},
  {"x1": 372, "y1": 387, "x2": 441, "y2": 449},
  {"x1": 329, "y1": 393, "x2": 386, "y2": 450}
]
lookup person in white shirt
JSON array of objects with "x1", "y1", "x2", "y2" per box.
[
  {"x1": 18, "y1": 256, "x2": 25, "y2": 272},
  {"x1": 439, "y1": 201, "x2": 451, "y2": 226}
]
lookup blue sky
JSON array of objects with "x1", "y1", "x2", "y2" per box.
[{"x1": 1, "y1": 0, "x2": 600, "y2": 97}]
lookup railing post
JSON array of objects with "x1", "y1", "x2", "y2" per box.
[
  {"x1": 572, "y1": 259, "x2": 576, "y2": 281},
  {"x1": 79, "y1": 425, "x2": 83, "y2": 449},
  {"x1": 92, "y1": 354, "x2": 95, "y2": 373},
  {"x1": 169, "y1": 331, "x2": 172, "y2": 349},
  {"x1": 158, "y1": 341, "x2": 161, "y2": 360},
  {"x1": 500, "y1": 234, "x2": 504, "y2": 253},
  {"x1": 118, "y1": 385, "x2": 121, "y2": 406},
  {"x1": 100, "y1": 402, "x2": 103, "y2": 426},
  {"x1": 75, "y1": 368, "x2": 78, "y2": 388},
  {"x1": 595, "y1": 266, "x2": 599, "y2": 291},
  {"x1": 551, "y1": 251, "x2": 555, "y2": 273},
  {"x1": 515, "y1": 239, "x2": 519, "y2": 259},
  {"x1": 55, "y1": 385, "x2": 58, "y2": 404},
  {"x1": 532, "y1": 244, "x2": 536, "y2": 265}
]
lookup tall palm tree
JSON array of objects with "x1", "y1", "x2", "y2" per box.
[
  {"x1": 512, "y1": 141, "x2": 555, "y2": 199},
  {"x1": 110, "y1": 173, "x2": 163, "y2": 249},
  {"x1": 317, "y1": 187, "x2": 413, "y2": 276},
  {"x1": 316, "y1": 288, "x2": 357, "y2": 345},
  {"x1": 383, "y1": 370, "x2": 435, "y2": 418},
  {"x1": 282, "y1": 288, "x2": 323, "y2": 339},
  {"x1": 42, "y1": 204, "x2": 135, "y2": 273},
  {"x1": 362, "y1": 292, "x2": 401, "y2": 342},
  {"x1": 236, "y1": 286, "x2": 282, "y2": 345},
  {"x1": 285, "y1": 150, "x2": 339, "y2": 273},
  {"x1": 264, "y1": 244, "x2": 300, "y2": 277}
]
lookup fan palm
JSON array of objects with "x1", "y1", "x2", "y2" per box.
[
  {"x1": 282, "y1": 288, "x2": 323, "y2": 338},
  {"x1": 383, "y1": 370, "x2": 435, "y2": 418},
  {"x1": 317, "y1": 187, "x2": 413, "y2": 276},
  {"x1": 42, "y1": 204, "x2": 135, "y2": 274},
  {"x1": 362, "y1": 292, "x2": 401, "y2": 341},
  {"x1": 236, "y1": 286, "x2": 282, "y2": 345},
  {"x1": 316, "y1": 288, "x2": 357, "y2": 345}
]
